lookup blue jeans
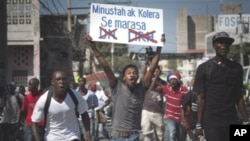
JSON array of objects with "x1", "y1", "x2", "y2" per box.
[
  {"x1": 111, "y1": 132, "x2": 140, "y2": 141},
  {"x1": 24, "y1": 125, "x2": 44, "y2": 141},
  {"x1": 164, "y1": 119, "x2": 186, "y2": 141}
]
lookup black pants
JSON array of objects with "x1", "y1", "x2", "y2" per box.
[
  {"x1": 0, "y1": 123, "x2": 9, "y2": 141},
  {"x1": 204, "y1": 126, "x2": 230, "y2": 141}
]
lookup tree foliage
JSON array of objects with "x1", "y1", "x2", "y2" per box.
[
  {"x1": 228, "y1": 42, "x2": 250, "y2": 65},
  {"x1": 94, "y1": 42, "x2": 141, "y2": 75}
]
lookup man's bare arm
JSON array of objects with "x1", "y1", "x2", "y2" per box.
[
  {"x1": 195, "y1": 92, "x2": 205, "y2": 137},
  {"x1": 85, "y1": 36, "x2": 116, "y2": 88},
  {"x1": 237, "y1": 96, "x2": 250, "y2": 124},
  {"x1": 81, "y1": 111, "x2": 92, "y2": 141},
  {"x1": 32, "y1": 122, "x2": 41, "y2": 141},
  {"x1": 143, "y1": 34, "x2": 165, "y2": 89}
]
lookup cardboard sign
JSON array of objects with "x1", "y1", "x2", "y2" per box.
[{"x1": 89, "y1": 3, "x2": 164, "y2": 46}]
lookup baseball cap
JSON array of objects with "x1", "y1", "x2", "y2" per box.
[
  {"x1": 89, "y1": 83, "x2": 97, "y2": 90},
  {"x1": 212, "y1": 31, "x2": 234, "y2": 45},
  {"x1": 169, "y1": 71, "x2": 181, "y2": 82},
  {"x1": 166, "y1": 72, "x2": 173, "y2": 83}
]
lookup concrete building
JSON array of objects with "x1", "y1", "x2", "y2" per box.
[
  {"x1": 7, "y1": 0, "x2": 40, "y2": 87},
  {"x1": 6, "y1": 0, "x2": 88, "y2": 89},
  {"x1": 173, "y1": 8, "x2": 215, "y2": 83},
  {"x1": 176, "y1": 8, "x2": 215, "y2": 53}
]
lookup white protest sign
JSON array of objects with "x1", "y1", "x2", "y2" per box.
[{"x1": 89, "y1": 3, "x2": 164, "y2": 46}]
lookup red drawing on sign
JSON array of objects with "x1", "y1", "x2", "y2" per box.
[
  {"x1": 99, "y1": 27, "x2": 118, "y2": 40},
  {"x1": 128, "y1": 29, "x2": 157, "y2": 43}
]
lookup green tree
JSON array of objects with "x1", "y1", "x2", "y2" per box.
[
  {"x1": 94, "y1": 42, "x2": 140, "y2": 75},
  {"x1": 228, "y1": 43, "x2": 250, "y2": 65},
  {"x1": 167, "y1": 59, "x2": 178, "y2": 71}
]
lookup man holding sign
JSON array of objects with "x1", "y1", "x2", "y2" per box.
[{"x1": 85, "y1": 33, "x2": 165, "y2": 141}]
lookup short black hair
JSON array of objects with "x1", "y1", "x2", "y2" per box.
[
  {"x1": 78, "y1": 77, "x2": 86, "y2": 82},
  {"x1": 122, "y1": 64, "x2": 138, "y2": 76},
  {"x1": 28, "y1": 77, "x2": 40, "y2": 85}
]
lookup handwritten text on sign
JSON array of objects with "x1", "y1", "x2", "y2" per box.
[{"x1": 89, "y1": 3, "x2": 164, "y2": 46}]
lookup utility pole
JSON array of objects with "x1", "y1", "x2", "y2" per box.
[
  {"x1": 67, "y1": 0, "x2": 72, "y2": 32},
  {"x1": 239, "y1": 13, "x2": 244, "y2": 66},
  {"x1": 104, "y1": 0, "x2": 131, "y2": 72},
  {"x1": 111, "y1": 43, "x2": 114, "y2": 71},
  {"x1": 0, "y1": 0, "x2": 7, "y2": 88}
]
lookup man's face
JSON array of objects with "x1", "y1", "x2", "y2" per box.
[
  {"x1": 51, "y1": 71, "x2": 68, "y2": 94},
  {"x1": 123, "y1": 67, "x2": 139, "y2": 89},
  {"x1": 7, "y1": 84, "x2": 16, "y2": 94},
  {"x1": 78, "y1": 78, "x2": 86, "y2": 87},
  {"x1": 213, "y1": 39, "x2": 231, "y2": 57},
  {"x1": 169, "y1": 78, "x2": 180, "y2": 89},
  {"x1": 28, "y1": 79, "x2": 39, "y2": 93}
]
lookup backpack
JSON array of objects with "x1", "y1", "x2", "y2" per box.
[{"x1": 43, "y1": 87, "x2": 79, "y2": 129}]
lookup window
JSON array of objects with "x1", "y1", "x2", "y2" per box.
[
  {"x1": 7, "y1": 0, "x2": 32, "y2": 25},
  {"x1": 12, "y1": 70, "x2": 28, "y2": 86}
]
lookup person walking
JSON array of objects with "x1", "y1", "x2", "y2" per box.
[
  {"x1": 0, "y1": 86, "x2": 8, "y2": 141},
  {"x1": 76, "y1": 76, "x2": 91, "y2": 139},
  {"x1": 193, "y1": 31, "x2": 250, "y2": 141},
  {"x1": 85, "y1": 83, "x2": 99, "y2": 141},
  {"x1": 31, "y1": 70, "x2": 92, "y2": 141},
  {"x1": 95, "y1": 82, "x2": 111, "y2": 139},
  {"x1": 181, "y1": 78, "x2": 199, "y2": 141},
  {"x1": 161, "y1": 72, "x2": 188, "y2": 141},
  {"x1": 141, "y1": 65, "x2": 166, "y2": 141},
  {"x1": 85, "y1": 34, "x2": 165, "y2": 141},
  {"x1": 21, "y1": 78, "x2": 44, "y2": 141},
  {"x1": 5, "y1": 82, "x2": 24, "y2": 141}
]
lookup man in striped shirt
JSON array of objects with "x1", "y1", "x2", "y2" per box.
[{"x1": 161, "y1": 72, "x2": 188, "y2": 141}]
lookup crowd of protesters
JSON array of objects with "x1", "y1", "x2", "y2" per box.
[{"x1": 0, "y1": 31, "x2": 250, "y2": 141}]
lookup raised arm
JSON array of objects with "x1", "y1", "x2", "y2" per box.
[
  {"x1": 85, "y1": 35, "x2": 117, "y2": 87},
  {"x1": 143, "y1": 34, "x2": 165, "y2": 89}
]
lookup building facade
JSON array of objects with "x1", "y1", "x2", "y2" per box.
[
  {"x1": 7, "y1": 0, "x2": 40, "y2": 86},
  {"x1": 176, "y1": 8, "x2": 215, "y2": 53},
  {"x1": 6, "y1": 0, "x2": 88, "y2": 89}
]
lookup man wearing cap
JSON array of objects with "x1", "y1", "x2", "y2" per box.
[
  {"x1": 194, "y1": 31, "x2": 250, "y2": 141},
  {"x1": 161, "y1": 72, "x2": 188, "y2": 141},
  {"x1": 85, "y1": 83, "x2": 98, "y2": 139}
]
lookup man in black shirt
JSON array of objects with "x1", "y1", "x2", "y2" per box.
[{"x1": 193, "y1": 31, "x2": 250, "y2": 141}]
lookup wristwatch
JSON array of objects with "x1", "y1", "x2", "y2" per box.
[{"x1": 196, "y1": 123, "x2": 202, "y2": 129}]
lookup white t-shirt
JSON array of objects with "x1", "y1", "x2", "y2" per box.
[
  {"x1": 95, "y1": 90, "x2": 109, "y2": 110},
  {"x1": 31, "y1": 89, "x2": 88, "y2": 141}
]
